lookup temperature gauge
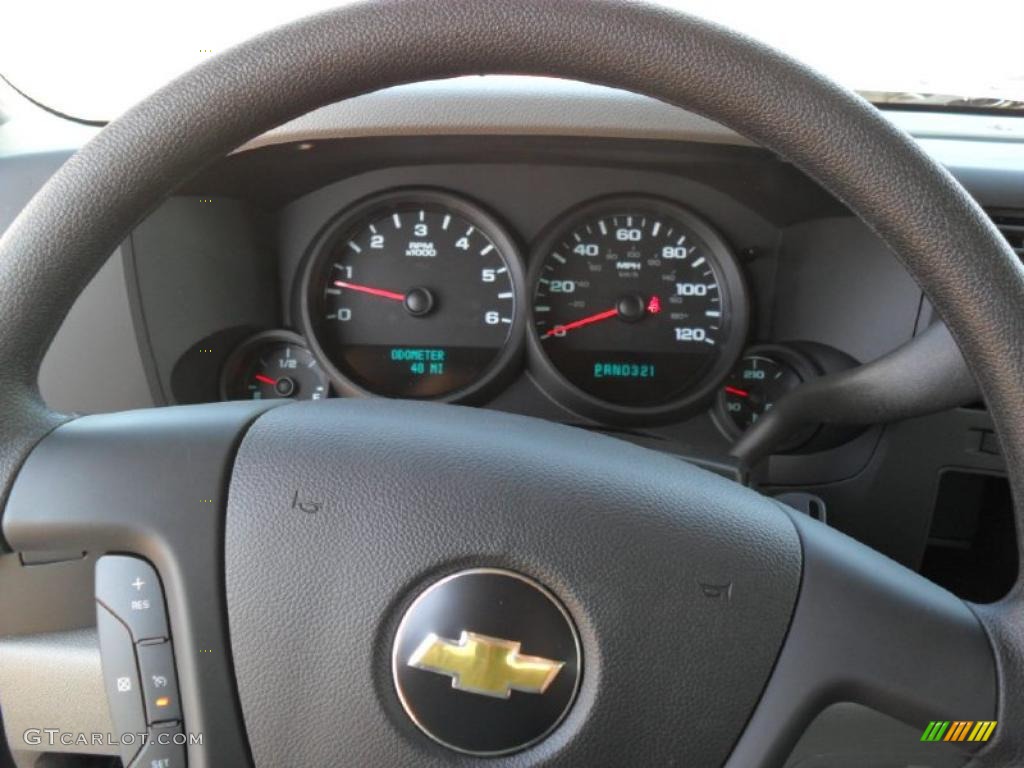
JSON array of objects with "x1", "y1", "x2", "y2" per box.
[
  {"x1": 221, "y1": 331, "x2": 328, "y2": 401},
  {"x1": 714, "y1": 346, "x2": 820, "y2": 447}
]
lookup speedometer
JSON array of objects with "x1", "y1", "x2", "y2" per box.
[
  {"x1": 299, "y1": 190, "x2": 525, "y2": 401},
  {"x1": 528, "y1": 196, "x2": 748, "y2": 423}
]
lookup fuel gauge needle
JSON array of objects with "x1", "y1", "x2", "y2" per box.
[{"x1": 254, "y1": 374, "x2": 278, "y2": 386}]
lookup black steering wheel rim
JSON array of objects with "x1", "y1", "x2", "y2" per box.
[{"x1": 0, "y1": 1, "x2": 1021, "y2": 765}]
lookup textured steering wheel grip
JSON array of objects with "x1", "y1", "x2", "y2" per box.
[{"x1": 0, "y1": 0, "x2": 1022, "y2": 761}]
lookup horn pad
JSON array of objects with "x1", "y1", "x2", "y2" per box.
[{"x1": 225, "y1": 400, "x2": 800, "y2": 766}]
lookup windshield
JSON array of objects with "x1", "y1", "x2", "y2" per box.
[{"x1": 2, "y1": 0, "x2": 1022, "y2": 123}]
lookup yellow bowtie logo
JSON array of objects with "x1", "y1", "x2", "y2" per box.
[{"x1": 408, "y1": 631, "x2": 564, "y2": 699}]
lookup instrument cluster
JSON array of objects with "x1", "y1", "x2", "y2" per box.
[{"x1": 220, "y1": 187, "x2": 785, "y2": 437}]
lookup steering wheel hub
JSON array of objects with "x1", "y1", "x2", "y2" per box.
[
  {"x1": 223, "y1": 399, "x2": 801, "y2": 765},
  {"x1": 392, "y1": 568, "x2": 581, "y2": 755}
]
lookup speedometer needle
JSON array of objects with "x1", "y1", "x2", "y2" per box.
[
  {"x1": 542, "y1": 307, "x2": 619, "y2": 338},
  {"x1": 333, "y1": 280, "x2": 405, "y2": 301}
]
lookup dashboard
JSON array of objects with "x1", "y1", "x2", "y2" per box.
[
  {"x1": 241, "y1": 187, "x2": 750, "y2": 420},
  {"x1": 218, "y1": 176, "x2": 861, "y2": 451},
  {"x1": 6, "y1": 79, "x2": 1020, "y2": 585},
  {"x1": 128, "y1": 138, "x2": 922, "y2": 461},
  {"x1": 297, "y1": 188, "x2": 745, "y2": 416}
]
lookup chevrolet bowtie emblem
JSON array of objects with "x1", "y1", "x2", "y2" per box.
[
  {"x1": 393, "y1": 570, "x2": 580, "y2": 754},
  {"x1": 408, "y1": 631, "x2": 564, "y2": 699}
]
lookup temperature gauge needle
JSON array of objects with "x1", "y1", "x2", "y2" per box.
[
  {"x1": 334, "y1": 280, "x2": 405, "y2": 301},
  {"x1": 543, "y1": 307, "x2": 619, "y2": 338},
  {"x1": 724, "y1": 386, "x2": 750, "y2": 398}
]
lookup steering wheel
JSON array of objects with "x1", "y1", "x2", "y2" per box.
[{"x1": 2, "y1": 1, "x2": 1022, "y2": 766}]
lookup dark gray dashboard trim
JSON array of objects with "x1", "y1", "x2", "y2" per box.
[
  {"x1": 37, "y1": 246, "x2": 156, "y2": 413},
  {"x1": 121, "y1": 233, "x2": 170, "y2": 406}
]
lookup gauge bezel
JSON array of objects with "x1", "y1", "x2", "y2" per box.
[
  {"x1": 712, "y1": 343, "x2": 821, "y2": 447},
  {"x1": 296, "y1": 188, "x2": 527, "y2": 404},
  {"x1": 526, "y1": 195, "x2": 749, "y2": 425},
  {"x1": 219, "y1": 329, "x2": 329, "y2": 402}
]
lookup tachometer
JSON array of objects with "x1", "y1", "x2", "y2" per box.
[
  {"x1": 299, "y1": 190, "x2": 525, "y2": 401},
  {"x1": 528, "y1": 196, "x2": 748, "y2": 422}
]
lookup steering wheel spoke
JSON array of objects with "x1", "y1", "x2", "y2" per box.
[
  {"x1": 727, "y1": 510, "x2": 996, "y2": 766},
  {"x1": 2, "y1": 400, "x2": 280, "y2": 767}
]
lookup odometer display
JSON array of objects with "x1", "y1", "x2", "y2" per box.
[
  {"x1": 301, "y1": 190, "x2": 524, "y2": 400},
  {"x1": 529, "y1": 197, "x2": 747, "y2": 419}
]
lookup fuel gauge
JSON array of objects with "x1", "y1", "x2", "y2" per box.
[{"x1": 221, "y1": 331, "x2": 328, "y2": 401}]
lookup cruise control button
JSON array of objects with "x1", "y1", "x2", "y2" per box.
[
  {"x1": 131, "y1": 723, "x2": 186, "y2": 768},
  {"x1": 96, "y1": 603, "x2": 145, "y2": 766},
  {"x1": 96, "y1": 555, "x2": 169, "y2": 641},
  {"x1": 138, "y1": 641, "x2": 182, "y2": 723}
]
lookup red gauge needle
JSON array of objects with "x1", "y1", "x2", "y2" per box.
[
  {"x1": 254, "y1": 374, "x2": 278, "y2": 386},
  {"x1": 333, "y1": 280, "x2": 405, "y2": 301},
  {"x1": 543, "y1": 307, "x2": 619, "y2": 338},
  {"x1": 724, "y1": 386, "x2": 750, "y2": 398}
]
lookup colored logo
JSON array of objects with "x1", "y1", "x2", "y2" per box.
[
  {"x1": 921, "y1": 721, "x2": 997, "y2": 743},
  {"x1": 408, "y1": 631, "x2": 563, "y2": 699},
  {"x1": 392, "y1": 568, "x2": 581, "y2": 755}
]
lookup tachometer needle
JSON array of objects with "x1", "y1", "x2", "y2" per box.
[
  {"x1": 254, "y1": 374, "x2": 278, "y2": 386},
  {"x1": 333, "y1": 280, "x2": 405, "y2": 301},
  {"x1": 543, "y1": 307, "x2": 618, "y2": 338},
  {"x1": 724, "y1": 386, "x2": 750, "y2": 398}
]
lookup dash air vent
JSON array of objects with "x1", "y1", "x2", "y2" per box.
[{"x1": 988, "y1": 209, "x2": 1024, "y2": 259}]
